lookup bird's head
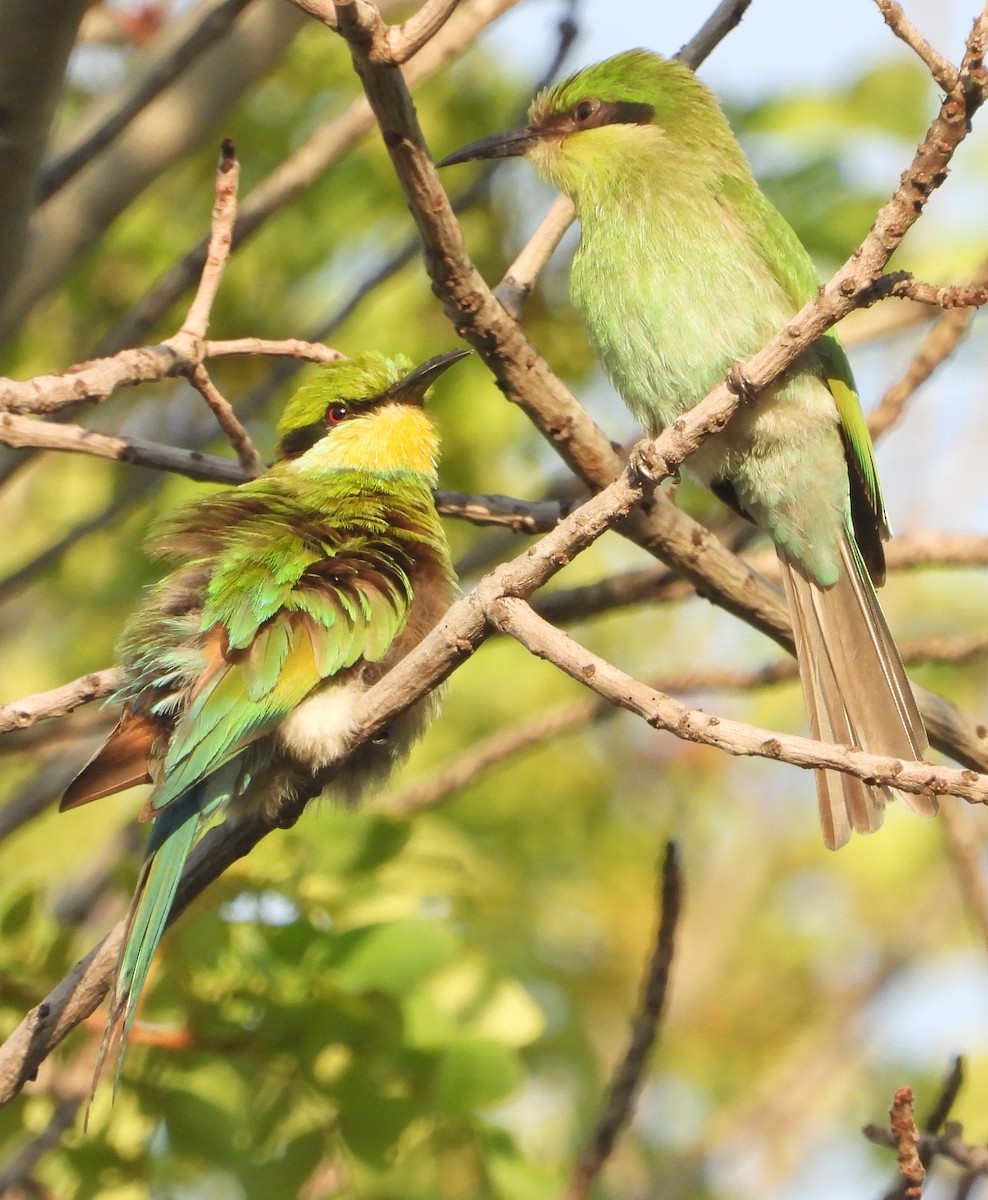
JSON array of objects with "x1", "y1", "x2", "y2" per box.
[
  {"x1": 439, "y1": 49, "x2": 743, "y2": 200},
  {"x1": 276, "y1": 349, "x2": 469, "y2": 480}
]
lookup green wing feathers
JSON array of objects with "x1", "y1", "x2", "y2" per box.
[
  {"x1": 716, "y1": 173, "x2": 888, "y2": 580},
  {"x1": 127, "y1": 473, "x2": 441, "y2": 816}
]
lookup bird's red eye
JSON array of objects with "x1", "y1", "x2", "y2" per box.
[
  {"x1": 326, "y1": 403, "x2": 349, "y2": 425},
  {"x1": 575, "y1": 99, "x2": 597, "y2": 123}
]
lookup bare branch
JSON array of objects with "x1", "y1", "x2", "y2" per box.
[
  {"x1": 883, "y1": 272, "x2": 988, "y2": 309},
  {"x1": 385, "y1": 694, "x2": 606, "y2": 815},
  {"x1": 0, "y1": 672, "x2": 120, "y2": 736},
  {"x1": 880, "y1": 1058, "x2": 966, "y2": 1200},
  {"x1": 869, "y1": 257, "x2": 988, "y2": 438},
  {"x1": 925, "y1": 1058, "x2": 966, "y2": 1136},
  {"x1": 0, "y1": 412, "x2": 248, "y2": 483},
  {"x1": 866, "y1": 1121, "x2": 988, "y2": 1176},
  {"x1": 204, "y1": 338, "x2": 342, "y2": 363},
  {"x1": 187, "y1": 365, "x2": 265, "y2": 478},
  {"x1": 677, "y1": 0, "x2": 753, "y2": 69},
  {"x1": 386, "y1": 630, "x2": 988, "y2": 819},
  {"x1": 182, "y1": 140, "x2": 240, "y2": 341},
  {"x1": 96, "y1": 0, "x2": 519, "y2": 357},
  {"x1": 873, "y1": 0, "x2": 960, "y2": 93},
  {"x1": 562, "y1": 842, "x2": 683, "y2": 1200},
  {"x1": 489, "y1": 595, "x2": 988, "y2": 804},
  {"x1": 0, "y1": 338, "x2": 340, "y2": 417},
  {"x1": 387, "y1": 0, "x2": 460, "y2": 63},
  {"x1": 435, "y1": 488, "x2": 576, "y2": 533},
  {"x1": 494, "y1": 194, "x2": 576, "y2": 318},
  {"x1": 889, "y1": 1087, "x2": 925, "y2": 1200}
]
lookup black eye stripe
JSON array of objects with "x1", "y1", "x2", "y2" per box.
[
  {"x1": 538, "y1": 99, "x2": 654, "y2": 138},
  {"x1": 279, "y1": 421, "x2": 325, "y2": 460}
]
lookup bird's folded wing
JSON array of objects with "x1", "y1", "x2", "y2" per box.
[{"x1": 146, "y1": 550, "x2": 413, "y2": 816}]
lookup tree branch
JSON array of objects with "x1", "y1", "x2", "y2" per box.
[
  {"x1": 561, "y1": 842, "x2": 683, "y2": 1200},
  {"x1": 489, "y1": 595, "x2": 988, "y2": 803},
  {"x1": 873, "y1": 0, "x2": 960, "y2": 93}
]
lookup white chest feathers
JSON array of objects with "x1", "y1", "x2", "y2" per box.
[{"x1": 276, "y1": 679, "x2": 366, "y2": 771}]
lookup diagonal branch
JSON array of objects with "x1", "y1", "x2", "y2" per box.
[
  {"x1": 873, "y1": 0, "x2": 960, "y2": 93},
  {"x1": 488, "y1": 595, "x2": 988, "y2": 803}
]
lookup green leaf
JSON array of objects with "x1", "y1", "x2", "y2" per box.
[
  {"x1": 433, "y1": 1038, "x2": 522, "y2": 1116},
  {"x1": 327, "y1": 920, "x2": 459, "y2": 996}
]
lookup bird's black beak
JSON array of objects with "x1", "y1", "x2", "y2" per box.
[
  {"x1": 437, "y1": 127, "x2": 540, "y2": 167},
  {"x1": 395, "y1": 348, "x2": 471, "y2": 404}
]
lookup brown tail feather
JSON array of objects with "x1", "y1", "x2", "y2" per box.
[
  {"x1": 779, "y1": 530, "x2": 934, "y2": 849},
  {"x1": 60, "y1": 710, "x2": 160, "y2": 810}
]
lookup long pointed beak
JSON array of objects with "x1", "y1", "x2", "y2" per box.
[
  {"x1": 437, "y1": 127, "x2": 540, "y2": 167},
  {"x1": 395, "y1": 348, "x2": 471, "y2": 404}
]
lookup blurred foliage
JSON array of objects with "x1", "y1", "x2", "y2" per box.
[{"x1": 2, "y1": 6, "x2": 988, "y2": 1200}]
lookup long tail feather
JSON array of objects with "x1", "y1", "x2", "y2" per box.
[
  {"x1": 87, "y1": 796, "x2": 201, "y2": 1116},
  {"x1": 779, "y1": 528, "x2": 934, "y2": 849}
]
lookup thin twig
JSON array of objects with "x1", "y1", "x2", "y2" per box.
[
  {"x1": 0, "y1": 671, "x2": 120, "y2": 735},
  {"x1": 678, "y1": 0, "x2": 753, "y2": 68},
  {"x1": 873, "y1": 0, "x2": 960, "y2": 93},
  {"x1": 384, "y1": 631, "x2": 988, "y2": 818},
  {"x1": 883, "y1": 273, "x2": 988, "y2": 308},
  {"x1": 187, "y1": 364, "x2": 265, "y2": 477},
  {"x1": 488, "y1": 595, "x2": 988, "y2": 804},
  {"x1": 562, "y1": 842, "x2": 683, "y2": 1200},
  {"x1": 889, "y1": 1088, "x2": 926, "y2": 1199},
  {"x1": 494, "y1": 194, "x2": 576, "y2": 318},
  {"x1": 0, "y1": 412, "x2": 248, "y2": 483},
  {"x1": 866, "y1": 1122, "x2": 988, "y2": 1176},
  {"x1": 388, "y1": 0, "x2": 460, "y2": 63},
  {"x1": 204, "y1": 337, "x2": 342, "y2": 362},
  {"x1": 181, "y1": 140, "x2": 240, "y2": 341},
  {"x1": 869, "y1": 259, "x2": 988, "y2": 438},
  {"x1": 924, "y1": 1058, "x2": 965, "y2": 1137},
  {"x1": 880, "y1": 1052, "x2": 969, "y2": 1200}
]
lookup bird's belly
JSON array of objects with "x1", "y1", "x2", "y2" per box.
[
  {"x1": 573, "y1": 238, "x2": 850, "y2": 582},
  {"x1": 276, "y1": 677, "x2": 365, "y2": 771}
]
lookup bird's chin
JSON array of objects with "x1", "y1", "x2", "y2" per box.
[{"x1": 527, "y1": 138, "x2": 568, "y2": 191}]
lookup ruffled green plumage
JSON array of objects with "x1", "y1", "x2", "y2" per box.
[{"x1": 67, "y1": 352, "x2": 460, "y2": 1098}]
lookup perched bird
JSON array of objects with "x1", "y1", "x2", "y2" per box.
[
  {"x1": 440, "y1": 49, "x2": 931, "y2": 848},
  {"x1": 62, "y1": 349, "x2": 466, "y2": 1080}
]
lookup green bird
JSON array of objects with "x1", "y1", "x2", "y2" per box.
[
  {"x1": 441, "y1": 49, "x2": 931, "y2": 848},
  {"x1": 61, "y1": 349, "x2": 466, "y2": 1080}
]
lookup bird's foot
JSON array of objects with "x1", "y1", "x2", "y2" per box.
[
  {"x1": 726, "y1": 363, "x2": 759, "y2": 405},
  {"x1": 630, "y1": 439, "x2": 677, "y2": 487}
]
